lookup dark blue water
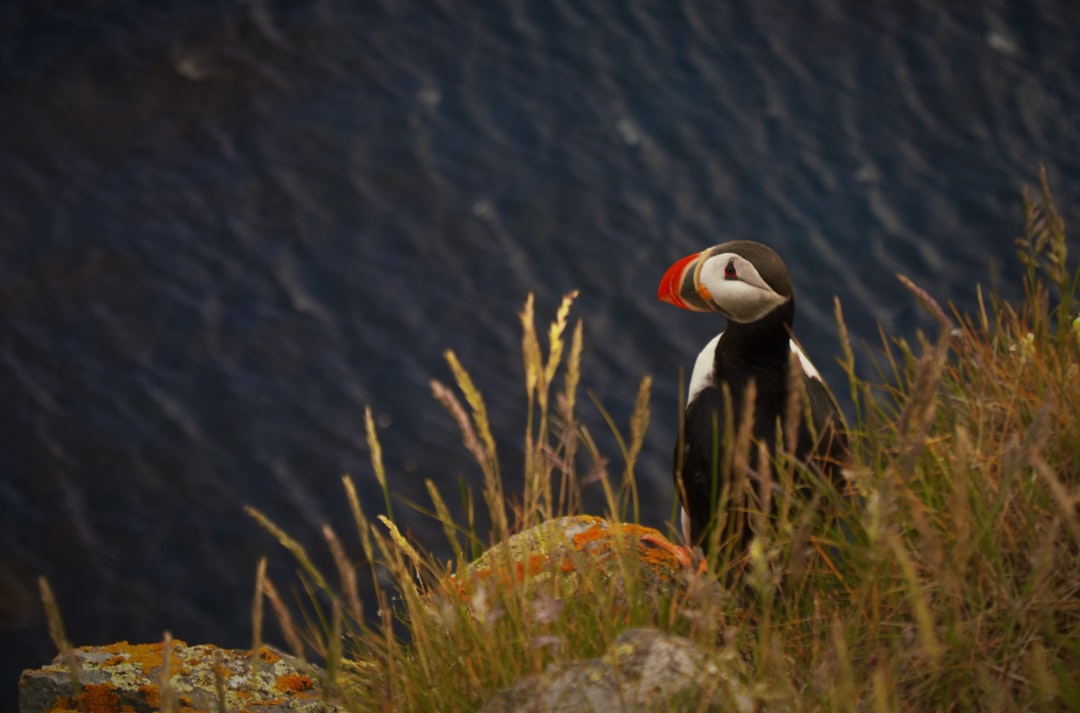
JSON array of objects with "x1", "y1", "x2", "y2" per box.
[{"x1": 3, "y1": 0, "x2": 1079, "y2": 702}]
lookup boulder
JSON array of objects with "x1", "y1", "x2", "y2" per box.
[
  {"x1": 479, "y1": 628, "x2": 760, "y2": 713},
  {"x1": 18, "y1": 517, "x2": 694, "y2": 712},
  {"x1": 19, "y1": 638, "x2": 339, "y2": 713},
  {"x1": 451, "y1": 515, "x2": 687, "y2": 599}
]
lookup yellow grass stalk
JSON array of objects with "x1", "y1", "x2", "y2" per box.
[
  {"x1": 444, "y1": 349, "x2": 506, "y2": 540},
  {"x1": 245, "y1": 505, "x2": 330, "y2": 593},
  {"x1": 160, "y1": 632, "x2": 178, "y2": 713},
  {"x1": 324, "y1": 600, "x2": 344, "y2": 703},
  {"x1": 519, "y1": 292, "x2": 542, "y2": 401},
  {"x1": 212, "y1": 648, "x2": 227, "y2": 713},
  {"x1": 38, "y1": 577, "x2": 80, "y2": 697},
  {"x1": 341, "y1": 475, "x2": 375, "y2": 565},
  {"x1": 884, "y1": 530, "x2": 942, "y2": 667},
  {"x1": 375, "y1": 515, "x2": 425, "y2": 574},
  {"x1": 564, "y1": 320, "x2": 584, "y2": 422},
  {"x1": 251, "y1": 557, "x2": 266, "y2": 676},
  {"x1": 364, "y1": 406, "x2": 392, "y2": 520},
  {"x1": 429, "y1": 380, "x2": 487, "y2": 468},
  {"x1": 425, "y1": 478, "x2": 466, "y2": 565},
  {"x1": 323, "y1": 524, "x2": 363, "y2": 623},
  {"x1": 261, "y1": 574, "x2": 307, "y2": 663},
  {"x1": 623, "y1": 375, "x2": 651, "y2": 523}
]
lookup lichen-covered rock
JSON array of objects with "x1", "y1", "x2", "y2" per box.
[
  {"x1": 479, "y1": 628, "x2": 760, "y2": 713},
  {"x1": 18, "y1": 638, "x2": 339, "y2": 713},
  {"x1": 452, "y1": 515, "x2": 686, "y2": 599}
]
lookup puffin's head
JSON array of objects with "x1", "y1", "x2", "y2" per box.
[{"x1": 657, "y1": 240, "x2": 793, "y2": 323}]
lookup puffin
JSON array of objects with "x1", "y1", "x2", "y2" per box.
[{"x1": 657, "y1": 240, "x2": 848, "y2": 558}]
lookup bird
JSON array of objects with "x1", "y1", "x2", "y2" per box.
[{"x1": 657, "y1": 240, "x2": 848, "y2": 559}]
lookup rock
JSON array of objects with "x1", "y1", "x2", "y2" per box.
[
  {"x1": 17, "y1": 518, "x2": 693, "y2": 712},
  {"x1": 19, "y1": 638, "x2": 339, "y2": 713},
  {"x1": 450, "y1": 515, "x2": 687, "y2": 600},
  {"x1": 479, "y1": 628, "x2": 759, "y2": 713}
]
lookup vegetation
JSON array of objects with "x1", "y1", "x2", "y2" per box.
[
  {"x1": 243, "y1": 168, "x2": 1080, "y2": 711},
  {"x1": 36, "y1": 171, "x2": 1074, "y2": 711}
]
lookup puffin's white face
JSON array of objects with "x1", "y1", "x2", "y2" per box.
[{"x1": 697, "y1": 252, "x2": 789, "y2": 323}]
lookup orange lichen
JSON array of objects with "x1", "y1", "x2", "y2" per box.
[
  {"x1": 440, "y1": 517, "x2": 685, "y2": 611},
  {"x1": 29, "y1": 642, "x2": 326, "y2": 713},
  {"x1": 211, "y1": 660, "x2": 230, "y2": 681},
  {"x1": 98, "y1": 640, "x2": 186, "y2": 676},
  {"x1": 526, "y1": 553, "x2": 551, "y2": 577},
  {"x1": 276, "y1": 673, "x2": 316, "y2": 692},
  {"x1": 638, "y1": 536, "x2": 682, "y2": 563},
  {"x1": 52, "y1": 683, "x2": 120, "y2": 713},
  {"x1": 138, "y1": 683, "x2": 160, "y2": 708},
  {"x1": 571, "y1": 521, "x2": 609, "y2": 548}
]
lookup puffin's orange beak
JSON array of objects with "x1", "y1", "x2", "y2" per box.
[{"x1": 658, "y1": 251, "x2": 712, "y2": 312}]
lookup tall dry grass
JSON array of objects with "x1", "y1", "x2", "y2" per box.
[
  {"x1": 235, "y1": 169, "x2": 1080, "y2": 710},
  {"x1": 32, "y1": 171, "x2": 1077, "y2": 711}
]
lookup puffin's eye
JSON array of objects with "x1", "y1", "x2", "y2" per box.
[{"x1": 724, "y1": 261, "x2": 737, "y2": 279}]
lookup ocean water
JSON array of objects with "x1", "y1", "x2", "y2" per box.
[{"x1": 2, "y1": 0, "x2": 1078, "y2": 701}]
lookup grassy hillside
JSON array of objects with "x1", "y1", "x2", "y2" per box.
[{"x1": 248, "y1": 168, "x2": 1079, "y2": 712}]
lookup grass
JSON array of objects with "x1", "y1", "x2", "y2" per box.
[
  {"x1": 236, "y1": 168, "x2": 1079, "y2": 710},
  {"x1": 30, "y1": 171, "x2": 1076, "y2": 711}
]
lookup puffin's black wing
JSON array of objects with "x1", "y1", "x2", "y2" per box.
[
  {"x1": 676, "y1": 383, "x2": 730, "y2": 548},
  {"x1": 799, "y1": 369, "x2": 850, "y2": 483}
]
